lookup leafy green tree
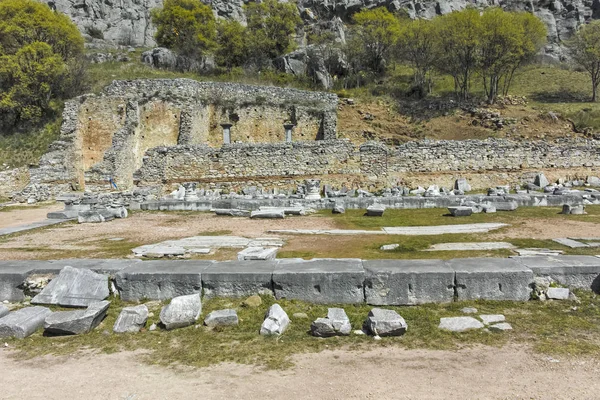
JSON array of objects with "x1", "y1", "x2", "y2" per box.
[
  {"x1": 566, "y1": 20, "x2": 600, "y2": 102},
  {"x1": 152, "y1": 0, "x2": 217, "y2": 59},
  {"x1": 245, "y1": 0, "x2": 302, "y2": 68},
  {"x1": 0, "y1": 0, "x2": 86, "y2": 128},
  {"x1": 215, "y1": 20, "x2": 247, "y2": 70},
  {"x1": 350, "y1": 7, "x2": 401, "y2": 74},
  {"x1": 397, "y1": 18, "x2": 437, "y2": 95},
  {"x1": 434, "y1": 8, "x2": 481, "y2": 100}
]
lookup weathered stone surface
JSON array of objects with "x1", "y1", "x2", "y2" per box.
[
  {"x1": 561, "y1": 204, "x2": 586, "y2": 215},
  {"x1": 242, "y1": 295, "x2": 262, "y2": 308},
  {"x1": 202, "y1": 260, "x2": 276, "y2": 298},
  {"x1": 534, "y1": 173, "x2": 550, "y2": 188},
  {"x1": 479, "y1": 314, "x2": 505, "y2": 325},
  {"x1": 160, "y1": 294, "x2": 202, "y2": 330},
  {"x1": 78, "y1": 210, "x2": 114, "y2": 223},
  {"x1": 461, "y1": 307, "x2": 478, "y2": 314},
  {"x1": 115, "y1": 260, "x2": 210, "y2": 301},
  {"x1": 0, "y1": 306, "x2": 52, "y2": 338},
  {"x1": 493, "y1": 201, "x2": 519, "y2": 211},
  {"x1": 455, "y1": 178, "x2": 471, "y2": 193},
  {"x1": 366, "y1": 204, "x2": 385, "y2": 216},
  {"x1": 426, "y1": 242, "x2": 515, "y2": 251},
  {"x1": 363, "y1": 259, "x2": 454, "y2": 305},
  {"x1": 364, "y1": 308, "x2": 407, "y2": 337},
  {"x1": 448, "y1": 206, "x2": 473, "y2": 217},
  {"x1": 438, "y1": 316, "x2": 484, "y2": 332},
  {"x1": 32, "y1": 266, "x2": 109, "y2": 307},
  {"x1": 332, "y1": 203, "x2": 345, "y2": 214},
  {"x1": 0, "y1": 305, "x2": 8, "y2": 319},
  {"x1": 113, "y1": 304, "x2": 149, "y2": 333},
  {"x1": 237, "y1": 247, "x2": 278, "y2": 261},
  {"x1": 310, "y1": 307, "x2": 351, "y2": 337},
  {"x1": 514, "y1": 255, "x2": 600, "y2": 290},
  {"x1": 489, "y1": 322, "x2": 513, "y2": 332},
  {"x1": 449, "y1": 258, "x2": 533, "y2": 301},
  {"x1": 273, "y1": 258, "x2": 364, "y2": 303},
  {"x1": 547, "y1": 287, "x2": 570, "y2": 300},
  {"x1": 552, "y1": 238, "x2": 589, "y2": 248},
  {"x1": 214, "y1": 209, "x2": 251, "y2": 217},
  {"x1": 204, "y1": 309, "x2": 239, "y2": 327},
  {"x1": 44, "y1": 301, "x2": 110, "y2": 335},
  {"x1": 260, "y1": 304, "x2": 290, "y2": 336},
  {"x1": 382, "y1": 223, "x2": 508, "y2": 235},
  {"x1": 250, "y1": 210, "x2": 285, "y2": 219}
]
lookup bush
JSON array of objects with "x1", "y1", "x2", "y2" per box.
[{"x1": 0, "y1": 0, "x2": 87, "y2": 129}]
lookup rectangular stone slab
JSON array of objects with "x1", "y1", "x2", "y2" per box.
[
  {"x1": 202, "y1": 260, "x2": 277, "y2": 298},
  {"x1": 449, "y1": 258, "x2": 533, "y2": 301},
  {"x1": 0, "y1": 306, "x2": 52, "y2": 338},
  {"x1": 0, "y1": 261, "x2": 53, "y2": 302},
  {"x1": 363, "y1": 259, "x2": 455, "y2": 305},
  {"x1": 273, "y1": 258, "x2": 365, "y2": 304},
  {"x1": 32, "y1": 266, "x2": 110, "y2": 307},
  {"x1": 514, "y1": 255, "x2": 600, "y2": 291},
  {"x1": 115, "y1": 260, "x2": 211, "y2": 301}
]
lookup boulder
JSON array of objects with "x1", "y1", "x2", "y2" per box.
[
  {"x1": 534, "y1": 173, "x2": 549, "y2": 188},
  {"x1": 587, "y1": 176, "x2": 600, "y2": 187},
  {"x1": 159, "y1": 294, "x2": 202, "y2": 330},
  {"x1": 448, "y1": 206, "x2": 473, "y2": 217},
  {"x1": 32, "y1": 266, "x2": 109, "y2": 307},
  {"x1": 0, "y1": 306, "x2": 52, "y2": 338},
  {"x1": 44, "y1": 301, "x2": 110, "y2": 335},
  {"x1": 438, "y1": 316, "x2": 484, "y2": 332},
  {"x1": 204, "y1": 309, "x2": 239, "y2": 327},
  {"x1": 113, "y1": 304, "x2": 149, "y2": 333},
  {"x1": 310, "y1": 308, "x2": 351, "y2": 337},
  {"x1": 454, "y1": 178, "x2": 471, "y2": 192},
  {"x1": 250, "y1": 210, "x2": 285, "y2": 219},
  {"x1": 242, "y1": 295, "x2": 263, "y2": 308},
  {"x1": 364, "y1": 308, "x2": 407, "y2": 337},
  {"x1": 332, "y1": 203, "x2": 346, "y2": 214},
  {"x1": 260, "y1": 304, "x2": 290, "y2": 336},
  {"x1": 561, "y1": 204, "x2": 586, "y2": 215},
  {"x1": 366, "y1": 204, "x2": 385, "y2": 216}
]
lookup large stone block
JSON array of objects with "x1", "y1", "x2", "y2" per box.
[
  {"x1": 115, "y1": 260, "x2": 211, "y2": 301},
  {"x1": 364, "y1": 308, "x2": 407, "y2": 336},
  {"x1": 273, "y1": 258, "x2": 365, "y2": 304},
  {"x1": 0, "y1": 261, "x2": 40, "y2": 302},
  {"x1": 363, "y1": 259, "x2": 455, "y2": 305},
  {"x1": 44, "y1": 301, "x2": 110, "y2": 335},
  {"x1": 160, "y1": 294, "x2": 202, "y2": 330},
  {"x1": 31, "y1": 266, "x2": 110, "y2": 307},
  {"x1": 113, "y1": 304, "x2": 149, "y2": 333},
  {"x1": 449, "y1": 258, "x2": 533, "y2": 301},
  {"x1": 0, "y1": 306, "x2": 52, "y2": 338},
  {"x1": 514, "y1": 255, "x2": 600, "y2": 291},
  {"x1": 202, "y1": 260, "x2": 276, "y2": 298}
]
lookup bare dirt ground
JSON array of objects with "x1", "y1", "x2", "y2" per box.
[
  {"x1": 0, "y1": 204, "x2": 61, "y2": 229},
  {"x1": 1, "y1": 344, "x2": 598, "y2": 400},
  {"x1": 489, "y1": 218, "x2": 600, "y2": 240}
]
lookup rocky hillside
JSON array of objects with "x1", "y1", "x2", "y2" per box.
[{"x1": 45, "y1": 0, "x2": 600, "y2": 60}]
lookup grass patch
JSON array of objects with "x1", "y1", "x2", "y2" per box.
[{"x1": 7, "y1": 291, "x2": 600, "y2": 369}]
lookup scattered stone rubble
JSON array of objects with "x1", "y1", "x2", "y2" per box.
[{"x1": 310, "y1": 308, "x2": 351, "y2": 337}]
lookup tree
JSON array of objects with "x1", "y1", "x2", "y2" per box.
[
  {"x1": 215, "y1": 20, "x2": 246, "y2": 70},
  {"x1": 434, "y1": 8, "x2": 481, "y2": 101},
  {"x1": 566, "y1": 20, "x2": 600, "y2": 102},
  {"x1": 245, "y1": 0, "x2": 302, "y2": 68},
  {"x1": 151, "y1": 0, "x2": 217, "y2": 60},
  {"x1": 397, "y1": 18, "x2": 437, "y2": 96},
  {"x1": 0, "y1": 0, "x2": 86, "y2": 128},
  {"x1": 350, "y1": 7, "x2": 401, "y2": 74}
]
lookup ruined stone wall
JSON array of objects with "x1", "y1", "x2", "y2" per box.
[
  {"x1": 28, "y1": 79, "x2": 338, "y2": 194},
  {"x1": 0, "y1": 168, "x2": 29, "y2": 199}
]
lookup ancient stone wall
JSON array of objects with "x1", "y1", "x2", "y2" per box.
[{"x1": 28, "y1": 79, "x2": 338, "y2": 194}]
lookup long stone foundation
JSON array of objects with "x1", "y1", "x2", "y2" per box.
[{"x1": 1, "y1": 256, "x2": 598, "y2": 303}]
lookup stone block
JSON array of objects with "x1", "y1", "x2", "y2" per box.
[
  {"x1": 202, "y1": 260, "x2": 276, "y2": 298},
  {"x1": 514, "y1": 255, "x2": 600, "y2": 291},
  {"x1": 489, "y1": 322, "x2": 513, "y2": 331},
  {"x1": 364, "y1": 308, "x2": 407, "y2": 336},
  {"x1": 250, "y1": 210, "x2": 284, "y2": 219},
  {"x1": 493, "y1": 201, "x2": 518, "y2": 211},
  {"x1": 449, "y1": 258, "x2": 533, "y2": 301},
  {"x1": 448, "y1": 206, "x2": 473, "y2": 217},
  {"x1": 44, "y1": 301, "x2": 110, "y2": 335},
  {"x1": 366, "y1": 204, "x2": 385, "y2": 216},
  {"x1": 0, "y1": 261, "x2": 43, "y2": 302},
  {"x1": 438, "y1": 316, "x2": 484, "y2": 332},
  {"x1": 260, "y1": 304, "x2": 290, "y2": 335},
  {"x1": 479, "y1": 314, "x2": 505, "y2": 325},
  {"x1": 547, "y1": 287, "x2": 570, "y2": 300},
  {"x1": 204, "y1": 309, "x2": 239, "y2": 327},
  {"x1": 237, "y1": 247, "x2": 278, "y2": 261},
  {"x1": 113, "y1": 304, "x2": 149, "y2": 333},
  {"x1": 363, "y1": 259, "x2": 454, "y2": 305},
  {"x1": 160, "y1": 293, "x2": 202, "y2": 330},
  {"x1": 273, "y1": 259, "x2": 365, "y2": 304},
  {"x1": 310, "y1": 308, "x2": 351, "y2": 337},
  {"x1": 213, "y1": 209, "x2": 251, "y2": 217},
  {"x1": 0, "y1": 306, "x2": 52, "y2": 338},
  {"x1": 115, "y1": 260, "x2": 211, "y2": 301},
  {"x1": 31, "y1": 266, "x2": 110, "y2": 307}
]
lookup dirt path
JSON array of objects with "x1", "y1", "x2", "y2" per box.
[
  {"x1": 0, "y1": 204, "x2": 61, "y2": 229},
  {"x1": 1, "y1": 345, "x2": 598, "y2": 399}
]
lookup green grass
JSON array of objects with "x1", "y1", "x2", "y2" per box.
[
  {"x1": 0, "y1": 117, "x2": 62, "y2": 168},
  {"x1": 7, "y1": 291, "x2": 600, "y2": 369}
]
